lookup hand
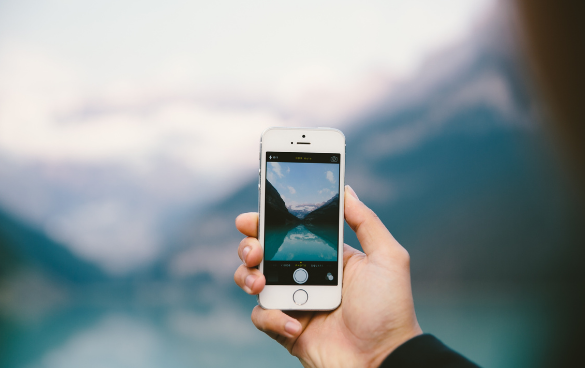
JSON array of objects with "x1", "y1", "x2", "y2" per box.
[{"x1": 234, "y1": 185, "x2": 422, "y2": 368}]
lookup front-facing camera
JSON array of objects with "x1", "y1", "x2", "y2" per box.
[{"x1": 302, "y1": 135, "x2": 305, "y2": 138}]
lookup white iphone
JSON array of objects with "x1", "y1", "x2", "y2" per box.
[{"x1": 258, "y1": 127, "x2": 345, "y2": 310}]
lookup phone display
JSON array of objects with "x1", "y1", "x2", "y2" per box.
[{"x1": 264, "y1": 152, "x2": 340, "y2": 286}]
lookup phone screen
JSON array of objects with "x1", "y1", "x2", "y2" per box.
[{"x1": 264, "y1": 151, "x2": 340, "y2": 286}]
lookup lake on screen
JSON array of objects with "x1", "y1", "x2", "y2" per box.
[{"x1": 268, "y1": 224, "x2": 337, "y2": 261}]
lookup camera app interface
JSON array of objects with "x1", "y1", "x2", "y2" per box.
[{"x1": 264, "y1": 152, "x2": 340, "y2": 286}]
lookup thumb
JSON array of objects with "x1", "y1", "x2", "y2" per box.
[{"x1": 344, "y1": 185, "x2": 402, "y2": 257}]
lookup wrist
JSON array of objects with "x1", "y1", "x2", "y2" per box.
[{"x1": 365, "y1": 323, "x2": 423, "y2": 368}]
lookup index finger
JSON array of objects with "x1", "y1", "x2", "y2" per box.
[{"x1": 236, "y1": 212, "x2": 258, "y2": 238}]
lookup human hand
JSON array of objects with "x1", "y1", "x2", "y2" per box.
[{"x1": 234, "y1": 185, "x2": 422, "y2": 368}]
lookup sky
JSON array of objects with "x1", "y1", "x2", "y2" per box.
[
  {"x1": 0, "y1": 0, "x2": 494, "y2": 170},
  {"x1": 267, "y1": 162, "x2": 339, "y2": 208},
  {"x1": 0, "y1": 0, "x2": 495, "y2": 274}
]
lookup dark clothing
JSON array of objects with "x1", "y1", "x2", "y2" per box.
[{"x1": 380, "y1": 334, "x2": 480, "y2": 368}]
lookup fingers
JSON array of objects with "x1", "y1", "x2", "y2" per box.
[
  {"x1": 236, "y1": 212, "x2": 258, "y2": 238},
  {"x1": 238, "y1": 236, "x2": 263, "y2": 267},
  {"x1": 235, "y1": 213, "x2": 264, "y2": 294},
  {"x1": 251, "y1": 306, "x2": 304, "y2": 341},
  {"x1": 344, "y1": 185, "x2": 402, "y2": 257},
  {"x1": 234, "y1": 236, "x2": 264, "y2": 294},
  {"x1": 234, "y1": 264, "x2": 265, "y2": 294}
]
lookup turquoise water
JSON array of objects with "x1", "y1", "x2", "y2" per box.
[
  {"x1": 0, "y1": 285, "x2": 553, "y2": 368},
  {"x1": 267, "y1": 224, "x2": 337, "y2": 261}
]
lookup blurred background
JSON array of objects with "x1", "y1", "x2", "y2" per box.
[{"x1": 0, "y1": 0, "x2": 583, "y2": 367}]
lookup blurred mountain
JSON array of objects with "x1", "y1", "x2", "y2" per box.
[
  {"x1": 0, "y1": 155, "x2": 212, "y2": 276},
  {"x1": 1, "y1": 9, "x2": 582, "y2": 289},
  {"x1": 337, "y1": 25, "x2": 583, "y2": 285},
  {"x1": 162, "y1": 16, "x2": 584, "y2": 288},
  {"x1": 0, "y1": 209, "x2": 107, "y2": 283}
]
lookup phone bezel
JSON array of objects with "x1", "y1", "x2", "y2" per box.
[{"x1": 258, "y1": 127, "x2": 345, "y2": 310}]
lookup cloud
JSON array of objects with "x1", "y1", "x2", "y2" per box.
[
  {"x1": 326, "y1": 171, "x2": 335, "y2": 184},
  {"x1": 319, "y1": 188, "x2": 331, "y2": 195},
  {"x1": 287, "y1": 186, "x2": 296, "y2": 194},
  {"x1": 269, "y1": 162, "x2": 284, "y2": 178}
]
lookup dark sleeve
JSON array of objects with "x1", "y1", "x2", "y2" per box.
[{"x1": 379, "y1": 334, "x2": 481, "y2": 368}]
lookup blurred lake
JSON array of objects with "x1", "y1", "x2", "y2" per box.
[{"x1": 1, "y1": 1, "x2": 584, "y2": 368}]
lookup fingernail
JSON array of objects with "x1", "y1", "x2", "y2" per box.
[
  {"x1": 346, "y1": 185, "x2": 359, "y2": 200},
  {"x1": 245, "y1": 275, "x2": 256, "y2": 289},
  {"x1": 242, "y1": 246, "x2": 251, "y2": 265},
  {"x1": 285, "y1": 321, "x2": 301, "y2": 335}
]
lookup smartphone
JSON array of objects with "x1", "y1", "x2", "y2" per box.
[{"x1": 257, "y1": 127, "x2": 345, "y2": 310}]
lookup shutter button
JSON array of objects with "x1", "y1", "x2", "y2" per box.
[{"x1": 293, "y1": 268, "x2": 308, "y2": 284}]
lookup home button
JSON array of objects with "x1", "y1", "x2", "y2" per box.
[
  {"x1": 293, "y1": 289, "x2": 308, "y2": 305},
  {"x1": 293, "y1": 268, "x2": 308, "y2": 284}
]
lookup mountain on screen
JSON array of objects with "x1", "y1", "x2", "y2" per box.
[
  {"x1": 287, "y1": 204, "x2": 319, "y2": 219},
  {"x1": 265, "y1": 180, "x2": 339, "y2": 227},
  {"x1": 303, "y1": 194, "x2": 339, "y2": 226},
  {"x1": 265, "y1": 180, "x2": 300, "y2": 227}
]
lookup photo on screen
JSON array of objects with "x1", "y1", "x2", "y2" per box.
[{"x1": 264, "y1": 161, "x2": 339, "y2": 262}]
